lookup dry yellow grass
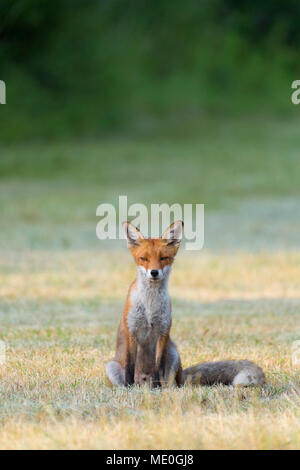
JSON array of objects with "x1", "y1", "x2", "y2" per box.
[{"x1": 0, "y1": 249, "x2": 299, "y2": 449}]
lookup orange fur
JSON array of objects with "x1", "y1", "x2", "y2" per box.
[
  {"x1": 107, "y1": 222, "x2": 183, "y2": 387},
  {"x1": 106, "y1": 220, "x2": 266, "y2": 388}
]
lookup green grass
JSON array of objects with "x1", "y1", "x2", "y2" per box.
[
  {"x1": 1, "y1": 115, "x2": 300, "y2": 201},
  {"x1": 1, "y1": 114, "x2": 300, "y2": 251},
  {"x1": 0, "y1": 115, "x2": 299, "y2": 449}
]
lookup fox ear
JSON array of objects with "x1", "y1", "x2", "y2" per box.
[
  {"x1": 123, "y1": 221, "x2": 144, "y2": 248},
  {"x1": 162, "y1": 220, "x2": 184, "y2": 246}
]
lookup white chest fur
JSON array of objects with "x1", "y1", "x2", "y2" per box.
[{"x1": 127, "y1": 272, "x2": 171, "y2": 345}]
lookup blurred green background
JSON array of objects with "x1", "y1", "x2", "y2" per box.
[
  {"x1": 1, "y1": 0, "x2": 300, "y2": 251},
  {"x1": 1, "y1": 0, "x2": 300, "y2": 141}
]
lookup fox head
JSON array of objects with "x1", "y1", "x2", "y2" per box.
[{"x1": 123, "y1": 220, "x2": 184, "y2": 282}]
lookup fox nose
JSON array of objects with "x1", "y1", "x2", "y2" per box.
[{"x1": 151, "y1": 269, "x2": 159, "y2": 278}]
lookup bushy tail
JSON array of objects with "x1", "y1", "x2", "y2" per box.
[{"x1": 182, "y1": 360, "x2": 266, "y2": 386}]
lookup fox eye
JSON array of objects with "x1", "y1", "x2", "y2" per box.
[
  {"x1": 160, "y1": 256, "x2": 168, "y2": 261},
  {"x1": 140, "y1": 257, "x2": 148, "y2": 262}
]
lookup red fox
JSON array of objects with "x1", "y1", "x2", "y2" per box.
[{"x1": 106, "y1": 221, "x2": 265, "y2": 387}]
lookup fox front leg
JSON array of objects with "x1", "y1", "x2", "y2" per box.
[
  {"x1": 134, "y1": 343, "x2": 156, "y2": 387},
  {"x1": 154, "y1": 335, "x2": 169, "y2": 387},
  {"x1": 124, "y1": 338, "x2": 136, "y2": 386}
]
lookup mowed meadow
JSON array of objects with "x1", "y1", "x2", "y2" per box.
[{"x1": 0, "y1": 115, "x2": 300, "y2": 449}]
